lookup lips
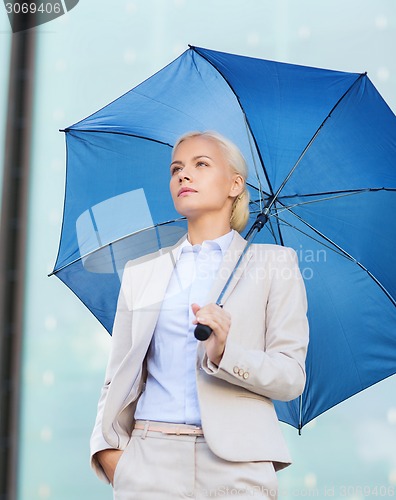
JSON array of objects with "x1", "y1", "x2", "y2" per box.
[{"x1": 178, "y1": 187, "x2": 197, "y2": 197}]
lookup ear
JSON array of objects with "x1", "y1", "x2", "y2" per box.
[{"x1": 229, "y1": 174, "x2": 244, "y2": 198}]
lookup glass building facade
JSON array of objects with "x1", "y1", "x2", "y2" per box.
[{"x1": 0, "y1": 1, "x2": 395, "y2": 499}]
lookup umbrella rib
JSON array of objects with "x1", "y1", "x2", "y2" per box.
[
  {"x1": 263, "y1": 215, "x2": 279, "y2": 244},
  {"x1": 247, "y1": 186, "x2": 396, "y2": 205},
  {"x1": 246, "y1": 182, "x2": 271, "y2": 199},
  {"x1": 63, "y1": 128, "x2": 175, "y2": 149},
  {"x1": 249, "y1": 204, "x2": 283, "y2": 244},
  {"x1": 278, "y1": 186, "x2": 396, "y2": 201},
  {"x1": 247, "y1": 184, "x2": 286, "y2": 243},
  {"x1": 274, "y1": 205, "x2": 396, "y2": 307},
  {"x1": 272, "y1": 204, "x2": 285, "y2": 246},
  {"x1": 190, "y1": 46, "x2": 275, "y2": 198},
  {"x1": 264, "y1": 72, "x2": 367, "y2": 213},
  {"x1": 248, "y1": 206, "x2": 287, "y2": 245},
  {"x1": 273, "y1": 188, "x2": 371, "y2": 213},
  {"x1": 49, "y1": 217, "x2": 187, "y2": 276},
  {"x1": 269, "y1": 213, "x2": 350, "y2": 261},
  {"x1": 244, "y1": 115, "x2": 265, "y2": 212},
  {"x1": 268, "y1": 218, "x2": 280, "y2": 244}
]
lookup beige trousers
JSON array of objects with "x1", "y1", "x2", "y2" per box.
[{"x1": 112, "y1": 423, "x2": 278, "y2": 500}]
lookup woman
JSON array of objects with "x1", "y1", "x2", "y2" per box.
[{"x1": 90, "y1": 131, "x2": 309, "y2": 499}]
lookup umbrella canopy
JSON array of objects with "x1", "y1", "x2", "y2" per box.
[{"x1": 52, "y1": 46, "x2": 396, "y2": 430}]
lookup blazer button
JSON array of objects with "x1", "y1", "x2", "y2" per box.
[
  {"x1": 233, "y1": 366, "x2": 239, "y2": 374},
  {"x1": 243, "y1": 372, "x2": 249, "y2": 380},
  {"x1": 238, "y1": 368, "x2": 244, "y2": 377}
]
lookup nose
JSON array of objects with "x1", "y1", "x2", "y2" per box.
[{"x1": 178, "y1": 170, "x2": 192, "y2": 182}]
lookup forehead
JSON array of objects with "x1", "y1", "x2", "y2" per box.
[{"x1": 173, "y1": 136, "x2": 224, "y2": 158}]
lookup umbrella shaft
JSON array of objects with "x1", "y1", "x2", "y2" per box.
[{"x1": 217, "y1": 220, "x2": 264, "y2": 306}]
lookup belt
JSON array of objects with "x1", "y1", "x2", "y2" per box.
[{"x1": 134, "y1": 420, "x2": 204, "y2": 436}]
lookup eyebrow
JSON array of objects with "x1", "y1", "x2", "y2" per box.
[
  {"x1": 170, "y1": 155, "x2": 213, "y2": 169},
  {"x1": 170, "y1": 160, "x2": 183, "y2": 168}
]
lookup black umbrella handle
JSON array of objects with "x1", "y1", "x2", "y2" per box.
[
  {"x1": 194, "y1": 323, "x2": 213, "y2": 341},
  {"x1": 194, "y1": 304, "x2": 223, "y2": 341}
]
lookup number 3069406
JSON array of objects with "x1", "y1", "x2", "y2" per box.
[{"x1": 5, "y1": 3, "x2": 62, "y2": 14}]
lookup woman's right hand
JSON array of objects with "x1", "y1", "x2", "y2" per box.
[{"x1": 96, "y1": 448, "x2": 124, "y2": 485}]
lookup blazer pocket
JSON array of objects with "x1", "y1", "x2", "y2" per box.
[
  {"x1": 236, "y1": 393, "x2": 265, "y2": 402},
  {"x1": 236, "y1": 393, "x2": 274, "y2": 407},
  {"x1": 112, "y1": 438, "x2": 133, "y2": 488}
]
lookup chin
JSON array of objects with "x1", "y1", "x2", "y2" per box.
[{"x1": 174, "y1": 199, "x2": 200, "y2": 214}]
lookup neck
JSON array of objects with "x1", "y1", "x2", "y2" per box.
[{"x1": 187, "y1": 216, "x2": 232, "y2": 245}]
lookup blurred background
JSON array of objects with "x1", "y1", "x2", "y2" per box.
[{"x1": 0, "y1": 1, "x2": 395, "y2": 499}]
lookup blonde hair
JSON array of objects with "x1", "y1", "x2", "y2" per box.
[{"x1": 173, "y1": 131, "x2": 250, "y2": 233}]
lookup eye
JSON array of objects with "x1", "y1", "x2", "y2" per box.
[
  {"x1": 171, "y1": 165, "x2": 182, "y2": 176},
  {"x1": 196, "y1": 161, "x2": 208, "y2": 168}
]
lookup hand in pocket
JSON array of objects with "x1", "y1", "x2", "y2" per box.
[{"x1": 96, "y1": 448, "x2": 124, "y2": 485}]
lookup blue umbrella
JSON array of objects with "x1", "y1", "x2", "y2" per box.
[{"x1": 51, "y1": 46, "x2": 396, "y2": 431}]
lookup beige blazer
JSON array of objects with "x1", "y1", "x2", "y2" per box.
[{"x1": 90, "y1": 231, "x2": 309, "y2": 482}]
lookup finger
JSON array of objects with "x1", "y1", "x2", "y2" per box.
[
  {"x1": 193, "y1": 304, "x2": 231, "y2": 334},
  {"x1": 197, "y1": 310, "x2": 230, "y2": 328},
  {"x1": 192, "y1": 304, "x2": 219, "y2": 324},
  {"x1": 197, "y1": 313, "x2": 230, "y2": 337},
  {"x1": 196, "y1": 303, "x2": 229, "y2": 319},
  {"x1": 191, "y1": 303, "x2": 201, "y2": 316}
]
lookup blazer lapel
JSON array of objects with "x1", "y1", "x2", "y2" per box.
[
  {"x1": 128, "y1": 235, "x2": 187, "y2": 347},
  {"x1": 206, "y1": 231, "x2": 253, "y2": 306}
]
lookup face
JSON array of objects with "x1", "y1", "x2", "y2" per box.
[{"x1": 169, "y1": 136, "x2": 244, "y2": 222}]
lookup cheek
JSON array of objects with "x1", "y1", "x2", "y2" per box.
[
  {"x1": 170, "y1": 180, "x2": 184, "y2": 207},
  {"x1": 169, "y1": 178, "x2": 178, "y2": 197}
]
